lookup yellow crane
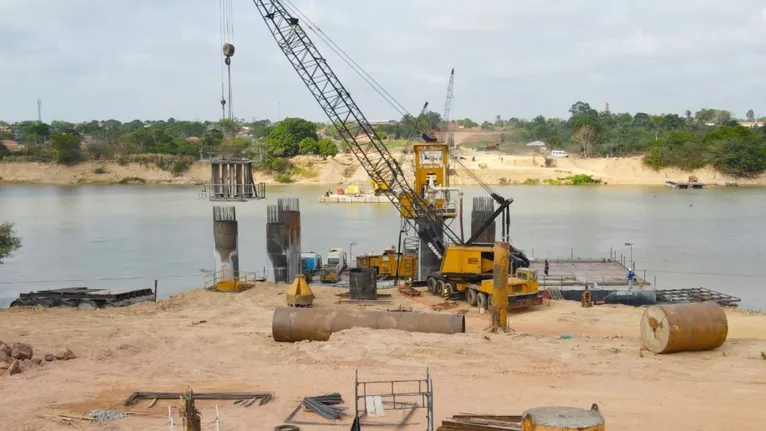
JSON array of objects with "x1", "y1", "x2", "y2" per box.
[{"x1": 253, "y1": 2, "x2": 542, "y2": 312}]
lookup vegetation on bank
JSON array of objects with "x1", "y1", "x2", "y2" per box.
[
  {"x1": 520, "y1": 175, "x2": 603, "y2": 186},
  {"x1": 0, "y1": 222, "x2": 22, "y2": 264},
  {"x1": 2, "y1": 101, "x2": 765, "y2": 179}
]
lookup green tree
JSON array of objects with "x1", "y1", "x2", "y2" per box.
[
  {"x1": 705, "y1": 126, "x2": 766, "y2": 177},
  {"x1": 265, "y1": 117, "x2": 318, "y2": 157},
  {"x1": 643, "y1": 131, "x2": 710, "y2": 171},
  {"x1": 480, "y1": 121, "x2": 494, "y2": 131},
  {"x1": 202, "y1": 128, "x2": 224, "y2": 147},
  {"x1": 0, "y1": 222, "x2": 22, "y2": 264},
  {"x1": 318, "y1": 139, "x2": 338, "y2": 157},
  {"x1": 457, "y1": 118, "x2": 478, "y2": 128},
  {"x1": 746, "y1": 109, "x2": 755, "y2": 121},
  {"x1": 298, "y1": 137, "x2": 320, "y2": 155},
  {"x1": 51, "y1": 132, "x2": 82, "y2": 164}
]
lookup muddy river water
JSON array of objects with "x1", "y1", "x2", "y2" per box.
[{"x1": 0, "y1": 184, "x2": 764, "y2": 310}]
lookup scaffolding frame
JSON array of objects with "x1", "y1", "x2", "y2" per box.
[{"x1": 354, "y1": 368, "x2": 434, "y2": 430}]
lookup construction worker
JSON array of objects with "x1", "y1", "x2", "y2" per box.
[
  {"x1": 581, "y1": 285, "x2": 593, "y2": 308},
  {"x1": 544, "y1": 259, "x2": 549, "y2": 277}
]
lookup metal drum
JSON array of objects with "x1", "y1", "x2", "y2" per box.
[{"x1": 640, "y1": 302, "x2": 728, "y2": 354}]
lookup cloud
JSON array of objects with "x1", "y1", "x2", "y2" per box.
[{"x1": 1, "y1": 0, "x2": 765, "y2": 123}]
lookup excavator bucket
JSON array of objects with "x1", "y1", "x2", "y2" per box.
[{"x1": 286, "y1": 274, "x2": 314, "y2": 307}]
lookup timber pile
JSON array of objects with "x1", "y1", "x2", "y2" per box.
[{"x1": 438, "y1": 414, "x2": 522, "y2": 430}]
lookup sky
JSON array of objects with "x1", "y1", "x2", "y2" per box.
[{"x1": 1, "y1": 0, "x2": 766, "y2": 123}]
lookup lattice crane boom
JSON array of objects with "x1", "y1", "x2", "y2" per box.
[
  {"x1": 442, "y1": 68, "x2": 455, "y2": 147},
  {"x1": 252, "y1": 0, "x2": 463, "y2": 257}
]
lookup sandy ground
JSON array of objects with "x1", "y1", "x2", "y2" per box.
[
  {"x1": 1, "y1": 284, "x2": 765, "y2": 431},
  {"x1": 3, "y1": 147, "x2": 765, "y2": 187}
]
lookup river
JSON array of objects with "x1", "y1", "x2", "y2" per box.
[{"x1": 0, "y1": 184, "x2": 764, "y2": 310}]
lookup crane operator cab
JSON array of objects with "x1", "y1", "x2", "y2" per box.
[{"x1": 408, "y1": 143, "x2": 458, "y2": 219}]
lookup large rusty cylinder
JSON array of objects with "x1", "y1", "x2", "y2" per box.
[
  {"x1": 640, "y1": 302, "x2": 728, "y2": 354},
  {"x1": 272, "y1": 307, "x2": 466, "y2": 342}
]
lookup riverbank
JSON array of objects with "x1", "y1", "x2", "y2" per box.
[
  {"x1": 1, "y1": 149, "x2": 765, "y2": 186},
  {"x1": 1, "y1": 284, "x2": 764, "y2": 430}
]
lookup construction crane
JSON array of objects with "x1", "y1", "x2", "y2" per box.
[
  {"x1": 252, "y1": 1, "x2": 534, "y2": 307},
  {"x1": 442, "y1": 68, "x2": 455, "y2": 151}
]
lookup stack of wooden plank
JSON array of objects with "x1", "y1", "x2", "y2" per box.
[{"x1": 437, "y1": 414, "x2": 522, "y2": 431}]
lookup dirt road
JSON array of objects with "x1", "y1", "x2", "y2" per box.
[{"x1": 1, "y1": 284, "x2": 765, "y2": 430}]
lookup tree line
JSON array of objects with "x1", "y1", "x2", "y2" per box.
[{"x1": 1, "y1": 101, "x2": 765, "y2": 177}]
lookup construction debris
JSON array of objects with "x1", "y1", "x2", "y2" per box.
[
  {"x1": 285, "y1": 393, "x2": 346, "y2": 424},
  {"x1": 1, "y1": 340, "x2": 75, "y2": 377},
  {"x1": 124, "y1": 391, "x2": 274, "y2": 407},
  {"x1": 88, "y1": 410, "x2": 128, "y2": 423},
  {"x1": 430, "y1": 301, "x2": 459, "y2": 312},
  {"x1": 398, "y1": 284, "x2": 422, "y2": 297},
  {"x1": 656, "y1": 287, "x2": 741, "y2": 307},
  {"x1": 437, "y1": 414, "x2": 522, "y2": 430}
]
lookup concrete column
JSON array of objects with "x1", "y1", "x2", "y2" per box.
[
  {"x1": 471, "y1": 196, "x2": 495, "y2": 243},
  {"x1": 213, "y1": 206, "x2": 239, "y2": 282}
]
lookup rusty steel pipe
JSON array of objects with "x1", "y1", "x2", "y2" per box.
[{"x1": 271, "y1": 307, "x2": 465, "y2": 342}]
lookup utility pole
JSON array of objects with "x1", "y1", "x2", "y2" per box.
[{"x1": 37, "y1": 99, "x2": 42, "y2": 122}]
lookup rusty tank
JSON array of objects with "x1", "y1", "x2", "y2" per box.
[
  {"x1": 271, "y1": 307, "x2": 465, "y2": 342},
  {"x1": 640, "y1": 302, "x2": 728, "y2": 354}
]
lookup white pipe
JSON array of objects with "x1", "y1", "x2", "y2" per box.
[{"x1": 168, "y1": 406, "x2": 174, "y2": 431}]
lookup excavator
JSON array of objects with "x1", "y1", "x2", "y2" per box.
[{"x1": 251, "y1": 1, "x2": 541, "y2": 311}]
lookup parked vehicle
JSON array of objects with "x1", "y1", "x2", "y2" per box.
[{"x1": 300, "y1": 252, "x2": 323, "y2": 281}]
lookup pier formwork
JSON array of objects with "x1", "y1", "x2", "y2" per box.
[
  {"x1": 266, "y1": 198, "x2": 301, "y2": 283},
  {"x1": 471, "y1": 196, "x2": 495, "y2": 243},
  {"x1": 206, "y1": 159, "x2": 266, "y2": 201},
  {"x1": 416, "y1": 219, "x2": 444, "y2": 282},
  {"x1": 213, "y1": 206, "x2": 239, "y2": 282}
]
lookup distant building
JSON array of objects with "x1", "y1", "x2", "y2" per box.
[
  {"x1": 1, "y1": 140, "x2": 19, "y2": 151},
  {"x1": 738, "y1": 121, "x2": 764, "y2": 128}
]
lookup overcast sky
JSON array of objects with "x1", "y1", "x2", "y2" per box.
[{"x1": 2, "y1": 0, "x2": 766, "y2": 123}]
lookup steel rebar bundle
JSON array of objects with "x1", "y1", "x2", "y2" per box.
[{"x1": 213, "y1": 206, "x2": 237, "y2": 221}]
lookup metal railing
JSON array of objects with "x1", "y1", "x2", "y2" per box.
[
  {"x1": 203, "y1": 271, "x2": 261, "y2": 290},
  {"x1": 198, "y1": 183, "x2": 266, "y2": 201}
]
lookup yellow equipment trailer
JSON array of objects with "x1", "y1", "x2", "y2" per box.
[{"x1": 356, "y1": 248, "x2": 417, "y2": 279}]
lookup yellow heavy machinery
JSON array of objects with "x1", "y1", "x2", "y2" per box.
[
  {"x1": 356, "y1": 247, "x2": 417, "y2": 279},
  {"x1": 253, "y1": 2, "x2": 539, "y2": 312},
  {"x1": 426, "y1": 244, "x2": 542, "y2": 310}
]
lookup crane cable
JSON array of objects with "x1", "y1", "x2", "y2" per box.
[
  {"x1": 281, "y1": 0, "x2": 409, "y2": 118},
  {"x1": 220, "y1": 0, "x2": 235, "y2": 120},
  {"x1": 279, "y1": 1, "x2": 499, "y2": 197}
]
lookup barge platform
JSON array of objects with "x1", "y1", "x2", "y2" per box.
[
  {"x1": 531, "y1": 259, "x2": 649, "y2": 287},
  {"x1": 665, "y1": 181, "x2": 705, "y2": 189},
  {"x1": 10, "y1": 287, "x2": 155, "y2": 309}
]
